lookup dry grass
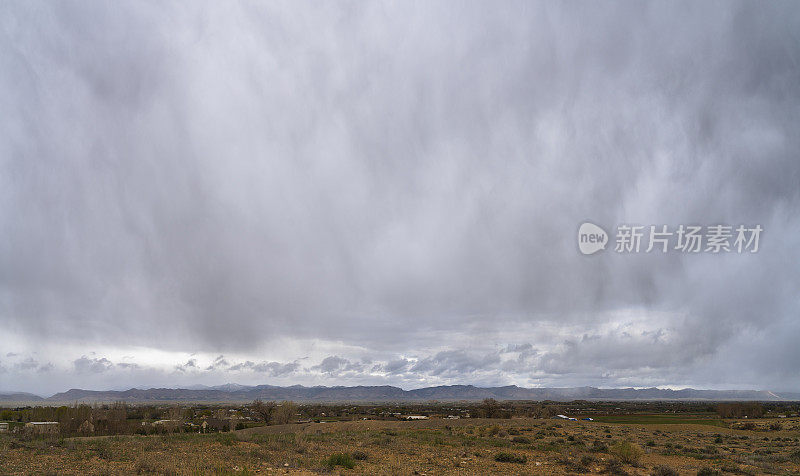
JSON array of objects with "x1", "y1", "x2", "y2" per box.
[{"x1": 1, "y1": 417, "x2": 799, "y2": 475}]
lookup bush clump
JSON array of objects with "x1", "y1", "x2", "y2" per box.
[
  {"x1": 651, "y1": 465, "x2": 679, "y2": 476},
  {"x1": 494, "y1": 452, "x2": 527, "y2": 464},
  {"x1": 215, "y1": 433, "x2": 238, "y2": 446},
  {"x1": 591, "y1": 439, "x2": 609, "y2": 452},
  {"x1": 323, "y1": 453, "x2": 356, "y2": 469},
  {"x1": 351, "y1": 450, "x2": 368, "y2": 461},
  {"x1": 604, "y1": 459, "x2": 629, "y2": 476},
  {"x1": 609, "y1": 441, "x2": 644, "y2": 465},
  {"x1": 696, "y1": 467, "x2": 721, "y2": 476}
]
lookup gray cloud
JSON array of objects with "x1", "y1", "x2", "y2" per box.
[
  {"x1": 73, "y1": 357, "x2": 114, "y2": 374},
  {"x1": 251, "y1": 361, "x2": 300, "y2": 376},
  {"x1": 312, "y1": 356, "x2": 366, "y2": 375},
  {"x1": 205, "y1": 356, "x2": 229, "y2": 371},
  {"x1": 175, "y1": 359, "x2": 198, "y2": 372},
  {"x1": 1, "y1": 1, "x2": 799, "y2": 394}
]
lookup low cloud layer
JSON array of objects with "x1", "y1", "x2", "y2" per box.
[{"x1": 1, "y1": 1, "x2": 799, "y2": 395}]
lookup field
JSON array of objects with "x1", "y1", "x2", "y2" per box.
[{"x1": 2, "y1": 402, "x2": 800, "y2": 475}]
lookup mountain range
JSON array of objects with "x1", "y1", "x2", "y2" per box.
[{"x1": 2, "y1": 385, "x2": 800, "y2": 403}]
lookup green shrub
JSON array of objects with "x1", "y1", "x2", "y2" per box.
[
  {"x1": 323, "y1": 453, "x2": 355, "y2": 469},
  {"x1": 609, "y1": 441, "x2": 644, "y2": 465},
  {"x1": 494, "y1": 452, "x2": 527, "y2": 464}
]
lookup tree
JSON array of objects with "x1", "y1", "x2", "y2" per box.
[
  {"x1": 252, "y1": 399, "x2": 276, "y2": 423},
  {"x1": 716, "y1": 403, "x2": 764, "y2": 419},
  {"x1": 476, "y1": 398, "x2": 503, "y2": 418},
  {"x1": 272, "y1": 401, "x2": 297, "y2": 425}
]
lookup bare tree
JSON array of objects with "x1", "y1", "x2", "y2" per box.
[
  {"x1": 252, "y1": 399, "x2": 276, "y2": 424},
  {"x1": 272, "y1": 401, "x2": 297, "y2": 425}
]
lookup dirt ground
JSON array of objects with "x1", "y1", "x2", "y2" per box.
[{"x1": 1, "y1": 417, "x2": 799, "y2": 475}]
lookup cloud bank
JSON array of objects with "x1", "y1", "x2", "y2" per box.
[{"x1": 1, "y1": 1, "x2": 799, "y2": 395}]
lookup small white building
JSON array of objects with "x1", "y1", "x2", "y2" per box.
[
  {"x1": 405, "y1": 415, "x2": 428, "y2": 420},
  {"x1": 0, "y1": 422, "x2": 9, "y2": 432}
]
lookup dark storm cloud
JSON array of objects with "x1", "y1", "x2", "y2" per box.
[{"x1": 1, "y1": 1, "x2": 799, "y2": 393}]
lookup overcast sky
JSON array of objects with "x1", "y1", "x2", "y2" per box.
[{"x1": 1, "y1": 1, "x2": 799, "y2": 396}]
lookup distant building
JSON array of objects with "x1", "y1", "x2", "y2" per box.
[
  {"x1": 201, "y1": 418, "x2": 231, "y2": 432},
  {"x1": 152, "y1": 419, "x2": 181, "y2": 431},
  {"x1": 404, "y1": 415, "x2": 428, "y2": 420},
  {"x1": 0, "y1": 422, "x2": 8, "y2": 432},
  {"x1": 25, "y1": 422, "x2": 59, "y2": 435},
  {"x1": 78, "y1": 420, "x2": 95, "y2": 434}
]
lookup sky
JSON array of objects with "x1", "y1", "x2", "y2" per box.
[{"x1": 1, "y1": 1, "x2": 799, "y2": 396}]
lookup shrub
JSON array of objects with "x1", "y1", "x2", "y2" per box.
[
  {"x1": 696, "y1": 468, "x2": 721, "y2": 476},
  {"x1": 92, "y1": 440, "x2": 113, "y2": 460},
  {"x1": 790, "y1": 449, "x2": 800, "y2": 463},
  {"x1": 651, "y1": 465, "x2": 679, "y2": 476},
  {"x1": 604, "y1": 459, "x2": 629, "y2": 476},
  {"x1": 351, "y1": 450, "x2": 368, "y2": 461},
  {"x1": 511, "y1": 436, "x2": 531, "y2": 444},
  {"x1": 609, "y1": 441, "x2": 644, "y2": 465},
  {"x1": 134, "y1": 457, "x2": 159, "y2": 474},
  {"x1": 215, "y1": 433, "x2": 237, "y2": 446},
  {"x1": 494, "y1": 452, "x2": 527, "y2": 464},
  {"x1": 324, "y1": 453, "x2": 355, "y2": 469},
  {"x1": 590, "y1": 439, "x2": 608, "y2": 452},
  {"x1": 558, "y1": 456, "x2": 590, "y2": 473}
]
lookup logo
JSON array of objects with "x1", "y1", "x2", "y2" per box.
[
  {"x1": 578, "y1": 222, "x2": 608, "y2": 255},
  {"x1": 577, "y1": 221, "x2": 762, "y2": 255}
]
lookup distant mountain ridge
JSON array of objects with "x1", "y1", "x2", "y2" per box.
[
  {"x1": 0, "y1": 392, "x2": 45, "y2": 402},
  {"x1": 3, "y1": 385, "x2": 797, "y2": 403}
]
